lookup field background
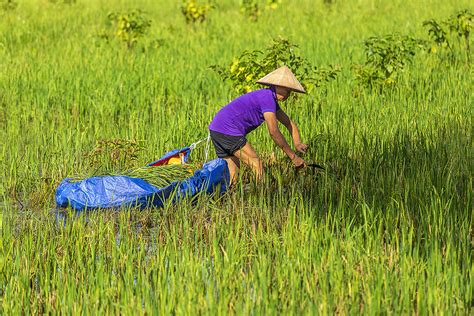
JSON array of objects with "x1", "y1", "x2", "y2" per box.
[{"x1": 1, "y1": 0, "x2": 472, "y2": 314}]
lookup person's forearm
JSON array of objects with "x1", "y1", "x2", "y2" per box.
[
  {"x1": 282, "y1": 119, "x2": 302, "y2": 145},
  {"x1": 288, "y1": 121, "x2": 302, "y2": 145},
  {"x1": 269, "y1": 128, "x2": 296, "y2": 158}
]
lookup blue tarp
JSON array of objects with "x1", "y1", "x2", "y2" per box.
[{"x1": 55, "y1": 155, "x2": 229, "y2": 211}]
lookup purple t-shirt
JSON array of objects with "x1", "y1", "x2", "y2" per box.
[{"x1": 208, "y1": 88, "x2": 280, "y2": 136}]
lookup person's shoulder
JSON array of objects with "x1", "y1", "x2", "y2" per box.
[
  {"x1": 234, "y1": 88, "x2": 270, "y2": 101},
  {"x1": 250, "y1": 88, "x2": 273, "y2": 98},
  {"x1": 255, "y1": 88, "x2": 271, "y2": 94},
  {"x1": 258, "y1": 88, "x2": 277, "y2": 104},
  {"x1": 235, "y1": 88, "x2": 267, "y2": 99}
]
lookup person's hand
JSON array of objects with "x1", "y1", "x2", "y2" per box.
[
  {"x1": 291, "y1": 154, "x2": 306, "y2": 169},
  {"x1": 294, "y1": 142, "x2": 308, "y2": 154}
]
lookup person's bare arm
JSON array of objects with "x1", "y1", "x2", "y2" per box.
[
  {"x1": 263, "y1": 112, "x2": 305, "y2": 167},
  {"x1": 276, "y1": 109, "x2": 308, "y2": 153}
]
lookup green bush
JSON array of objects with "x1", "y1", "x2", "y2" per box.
[
  {"x1": 240, "y1": 0, "x2": 281, "y2": 22},
  {"x1": 354, "y1": 34, "x2": 425, "y2": 89},
  {"x1": 211, "y1": 37, "x2": 339, "y2": 94},
  {"x1": 181, "y1": 0, "x2": 211, "y2": 24},
  {"x1": 107, "y1": 10, "x2": 152, "y2": 48},
  {"x1": 423, "y1": 9, "x2": 473, "y2": 64},
  {"x1": 1, "y1": 0, "x2": 17, "y2": 11}
]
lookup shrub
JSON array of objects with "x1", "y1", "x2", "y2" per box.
[
  {"x1": 240, "y1": 0, "x2": 281, "y2": 22},
  {"x1": 423, "y1": 9, "x2": 473, "y2": 64},
  {"x1": 107, "y1": 10, "x2": 152, "y2": 48},
  {"x1": 1, "y1": 0, "x2": 17, "y2": 11},
  {"x1": 181, "y1": 0, "x2": 210, "y2": 24},
  {"x1": 354, "y1": 34, "x2": 425, "y2": 89},
  {"x1": 211, "y1": 37, "x2": 339, "y2": 94}
]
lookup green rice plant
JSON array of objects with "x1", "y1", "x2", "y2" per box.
[
  {"x1": 240, "y1": 0, "x2": 281, "y2": 21},
  {"x1": 84, "y1": 139, "x2": 144, "y2": 174},
  {"x1": 0, "y1": 0, "x2": 472, "y2": 313}
]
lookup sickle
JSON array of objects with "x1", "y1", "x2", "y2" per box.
[{"x1": 306, "y1": 163, "x2": 325, "y2": 170}]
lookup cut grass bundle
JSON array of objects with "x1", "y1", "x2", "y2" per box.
[
  {"x1": 124, "y1": 164, "x2": 195, "y2": 188},
  {"x1": 71, "y1": 164, "x2": 195, "y2": 188}
]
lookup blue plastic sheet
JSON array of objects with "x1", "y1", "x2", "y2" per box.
[{"x1": 55, "y1": 158, "x2": 229, "y2": 211}]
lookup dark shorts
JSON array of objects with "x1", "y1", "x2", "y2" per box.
[{"x1": 209, "y1": 130, "x2": 247, "y2": 158}]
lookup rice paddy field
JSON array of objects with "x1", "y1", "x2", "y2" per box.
[{"x1": 1, "y1": 0, "x2": 473, "y2": 314}]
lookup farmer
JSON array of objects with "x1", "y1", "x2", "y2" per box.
[{"x1": 208, "y1": 65, "x2": 308, "y2": 183}]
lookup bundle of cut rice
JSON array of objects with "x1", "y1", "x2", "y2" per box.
[{"x1": 71, "y1": 164, "x2": 194, "y2": 188}]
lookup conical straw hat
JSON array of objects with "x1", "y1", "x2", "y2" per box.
[{"x1": 256, "y1": 65, "x2": 306, "y2": 93}]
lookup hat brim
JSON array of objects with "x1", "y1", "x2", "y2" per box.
[{"x1": 257, "y1": 81, "x2": 306, "y2": 94}]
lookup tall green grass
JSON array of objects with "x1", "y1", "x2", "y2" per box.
[{"x1": 1, "y1": 0, "x2": 472, "y2": 314}]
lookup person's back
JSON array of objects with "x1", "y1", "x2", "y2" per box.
[{"x1": 209, "y1": 88, "x2": 279, "y2": 137}]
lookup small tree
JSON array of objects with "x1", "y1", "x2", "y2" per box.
[
  {"x1": 423, "y1": 9, "x2": 473, "y2": 64},
  {"x1": 107, "y1": 10, "x2": 152, "y2": 49},
  {"x1": 447, "y1": 9, "x2": 472, "y2": 63},
  {"x1": 1, "y1": 0, "x2": 17, "y2": 11},
  {"x1": 211, "y1": 37, "x2": 339, "y2": 94},
  {"x1": 354, "y1": 34, "x2": 425, "y2": 89},
  {"x1": 240, "y1": 0, "x2": 261, "y2": 22},
  {"x1": 240, "y1": 0, "x2": 281, "y2": 22},
  {"x1": 181, "y1": 0, "x2": 210, "y2": 24}
]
